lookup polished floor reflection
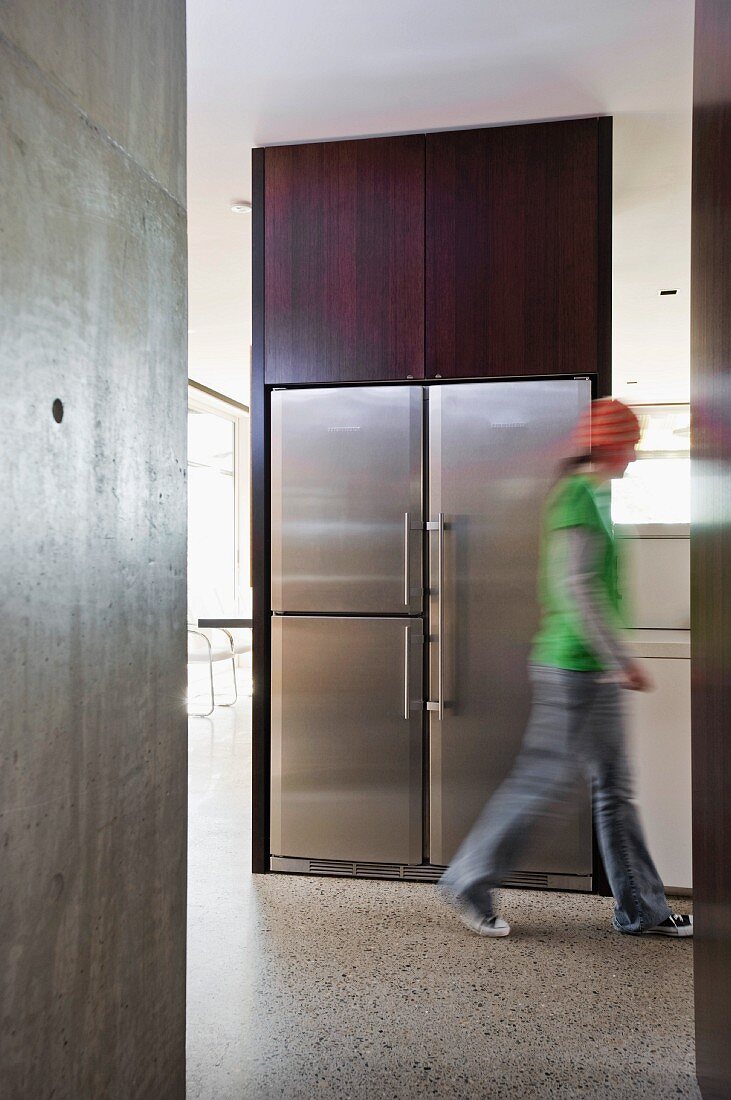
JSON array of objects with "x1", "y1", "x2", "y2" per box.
[{"x1": 186, "y1": 680, "x2": 697, "y2": 1099}]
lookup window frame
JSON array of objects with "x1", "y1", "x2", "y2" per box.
[{"x1": 187, "y1": 382, "x2": 251, "y2": 607}]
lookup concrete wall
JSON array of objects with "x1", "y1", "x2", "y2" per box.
[{"x1": 0, "y1": 3, "x2": 187, "y2": 1096}]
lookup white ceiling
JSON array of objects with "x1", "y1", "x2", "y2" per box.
[{"x1": 187, "y1": 0, "x2": 695, "y2": 406}]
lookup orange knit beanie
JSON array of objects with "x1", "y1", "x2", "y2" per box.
[{"x1": 574, "y1": 398, "x2": 641, "y2": 452}]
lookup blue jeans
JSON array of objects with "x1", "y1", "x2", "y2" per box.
[{"x1": 440, "y1": 664, "x2": 671, "y2": 933}]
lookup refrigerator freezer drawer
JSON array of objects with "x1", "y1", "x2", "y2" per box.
[
  {"x1": 271, "y1": 386, "x2": 423, "y2": 613},
  {"x1": 271, "y1": 615, "x2": 423, "y2": 864}
]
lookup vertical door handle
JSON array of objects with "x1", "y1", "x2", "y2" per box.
[
  {"x1": 426, "y1": 513, "x2": 446, "y2": 719},
  {"x1": 403, "y1": 512, "x2": 410, "y2": 606},
  {"x1": 403, "y1": 625, "x2": 410, "y2": 720},
  {"x1": 437, "y1": 512, "x2": 445, "y2": 721}
]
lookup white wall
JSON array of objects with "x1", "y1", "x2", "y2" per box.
[{"x1": 613, "y1": 111, "x2": 692, "y2": 403}]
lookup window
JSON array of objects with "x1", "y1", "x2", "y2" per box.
[
  {"x1": 611, "y1": 404, "x2": 690, "y2": 526},
  {"x1": 187, "y1": 388, "x2": 250, "y2": 620}
]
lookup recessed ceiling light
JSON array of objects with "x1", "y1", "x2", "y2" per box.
[{"x1": 231, "y1": 200, "x2": 252, "y2": 214}]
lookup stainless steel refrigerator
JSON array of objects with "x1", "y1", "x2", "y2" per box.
[{"x1": 270, "y1": 379, "x2": 593, "y2": 890}]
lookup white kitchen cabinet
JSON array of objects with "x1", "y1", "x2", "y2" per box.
[
  {"x1": 624, "y1": 645, "x2": 692, "y2": 891},
  {"x1": 618, "y1": 536, "x2": 690, "y2": 629}
]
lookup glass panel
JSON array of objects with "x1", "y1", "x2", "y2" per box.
[
  {"x1": 188, "y1": 409, "x2": 234, "y2": 473},
  {"x1": 187, "y1": 410, "x2": 236, "y2": 617},
  {"x1": 612, "y1": 456, "x2": 690, "y2": 525},
  {"x1": 612, "y1": 405, "x2": 690, "y2": 525},
  {"x1": 635, "y1": 405, "x2": 691, "y2": 457}
]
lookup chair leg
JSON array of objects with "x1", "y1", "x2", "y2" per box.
[
  {"x1": 217, "y1": 653, "x2": 239, "y2": 708},
  {"x1": 187, "y1": 637, "x2": 215, "y2": 718}
]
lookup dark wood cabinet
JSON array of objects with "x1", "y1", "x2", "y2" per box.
[
  {"x1": 425, "y1": 119, "x2": 611, "y2": 391},
  {"x1": 264, "y1": 136, "x2": 425, "y2": 385}
]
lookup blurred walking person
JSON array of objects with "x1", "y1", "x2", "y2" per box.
[{"x1": 440, "y1": 398, "x2": 693, "y2": 939}]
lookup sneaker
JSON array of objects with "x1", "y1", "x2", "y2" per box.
[
  {"x1": 455, "y1": 898, "x2": 511, "y2": 938},
  {"x1": 643, "y1": 913, "x2": 693, "y2": 938}
]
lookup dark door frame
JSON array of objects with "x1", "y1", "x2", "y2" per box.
[{"x1": 690, "y1": 2, "x2": 731, "y2": 1096}]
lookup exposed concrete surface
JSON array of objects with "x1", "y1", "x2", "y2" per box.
[
  {"x1": 0, "y1": 3, "x2": 187, "y2": 1096},
  {"x1": 0, "y1": 1, "x2": 186, "y2": 204},
  {"x1": 188, "y1": 691, "x2": 697, "y2": 1100}
]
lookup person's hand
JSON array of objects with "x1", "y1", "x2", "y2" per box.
[{"x1": 619, "y1": 661, "x2": 654, "y2": 692}]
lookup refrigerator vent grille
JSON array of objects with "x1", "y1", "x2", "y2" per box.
[
  {"x1": 306, "y1": 859, "x2": 447, "y2": 882},
  {"x1": 275, "y1": 859, "x2": 587, "y2": 892},
  {"x1": 502, "y1": 871, "x2": 550, "y2": 889},
  {"x1": 402, "y1": 864, "x2": 446, "y2": 882},
  {"x1": 355, "y1": 862, "x2": 402, "y2": 879},
  {"x1": 309, "y1": 860, "x2": 355, "y2": 876}
]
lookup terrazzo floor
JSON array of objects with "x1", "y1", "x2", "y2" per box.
[{"x1": 186, "y1": 672, "x2": 697, "y2": 1099}]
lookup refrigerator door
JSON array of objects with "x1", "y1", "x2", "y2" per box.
[
  {"x1": 428, "y1": 379, "x2": 593, "y2": 875},
  {"x1": 271, "y1": 386, "x2": 423, "y2": 613},
  {"x1": 271, "y1": 615, "x2": 423, "y2": 864}
]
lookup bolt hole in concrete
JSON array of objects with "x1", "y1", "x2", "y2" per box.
[{"x1": 52, "y1": 398, "x2": 64, "y2": 423}]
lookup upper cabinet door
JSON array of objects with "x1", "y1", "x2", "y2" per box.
[
  {"x1": 264, "y1": 136, "x2": 425, "y2": 384},
  {"x1": 426, "y1": 119, "x2": 611, "y2": 389}
]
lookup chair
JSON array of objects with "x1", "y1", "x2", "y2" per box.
[{"x1": 187, "y1": 627, "x2": 238, "y2": 717}]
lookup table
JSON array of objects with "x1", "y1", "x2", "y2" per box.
[{"x1": 197, "y1": 618, "x2": 253, "y2": 630}]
